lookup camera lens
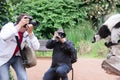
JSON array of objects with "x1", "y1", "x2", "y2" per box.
[
  {"x1": 29, "y1": 20, "x2": 39, "y2": 27},
  {"x1": 58, "y1": 32, "x2": 66, "y2": 38}
]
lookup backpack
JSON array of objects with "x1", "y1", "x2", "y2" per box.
[{"x1": 71, "y1": 49, "x2": 77, "y2": 64}]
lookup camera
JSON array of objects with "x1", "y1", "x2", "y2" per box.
[
  {"x1": 23, "y1": 18, "x2": 39, "y2": 28},
  {"x1": 57, "y1": 32, "x2": 66, "y2": 38},
  {"x1": 29, "y1": 19, "x2": 39, "y2": 27}
]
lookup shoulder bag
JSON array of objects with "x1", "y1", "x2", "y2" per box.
[{"x1": 15, "y1": 36, "x2": 37, "y2": 68}]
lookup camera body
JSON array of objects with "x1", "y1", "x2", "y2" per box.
[
  {"x1": 23, "y1": 18, "x2": 39, "y2": 28},
  {"x1": 57, "y1": 32, "x2": 66, "y2": 38},
  {"x1": 29, "y1": 19, "x2": 39, "y2": 27}
]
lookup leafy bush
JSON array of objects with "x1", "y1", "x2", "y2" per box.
[
  {"x1": 10, "y1": 0, "x2": 89, "y2": 39},
  {"x1": 4, "y1": 0, "x2": 118, "y2": 58},
  {"x1": 0, "y1": 1, "x2": 11, "y2": 28}
]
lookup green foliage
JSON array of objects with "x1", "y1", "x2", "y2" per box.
[
  {"x1": 0, "y1": 0, "x2": 11, "y2": 28},
  {"x1": 35, "y1": 51, "x2": 52, "y2": 57},
  {"x1": 10, "y1": 0, "x2": 89, "y2": 39},
  {"x1": 2, "y1": 0, "x2": 120, "y2": 57},
  {"x1": 79, "y1": 0, "x2": 118, "y2": 29},
  {"x1": 2, "y1": 0, "x2": 120, "y2": 39},
  {"x1": 116, "y1": 0, "x2": 120, "y2": 13},
  {"x1": 65, "y1": 20, "x2": 94, "y2": 47},
  {"x1": 10, "y1": 69, "x2": 14, "y2": 80},
  {"x1": 8, "y1": 0, "x2": 119, "y2": 40},
  {"x1": 78, "y1": 40, "x2": 108, "y2": 58}
]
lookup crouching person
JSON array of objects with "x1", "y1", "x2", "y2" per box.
[{"x1": 43, "y1": 29, "x2": 77, "y2": 80}]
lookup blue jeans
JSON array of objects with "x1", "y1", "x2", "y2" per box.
[
  {"x1": 43, "y1": 64, "x2": 71, "y2": 80},
  {"x1": 0, "y1": 56, "x2": 27, "y2": 80}
]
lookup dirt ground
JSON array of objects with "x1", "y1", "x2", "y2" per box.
[{"x1": 12, "y1": 58, "x2": 120, "y2": 80}]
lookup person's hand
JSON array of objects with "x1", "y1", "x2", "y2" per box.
[
  {"x1": 52, "y1": 31, "x2": 59, "y2": 40},
  {"x1": 52, "y1": 31, "x2": 66, "y2": 43},
  {"x1": 16, "y1": 16, "x2": 30, "y2": 30},
  {"x1": 26, "y1": 24, "x2": 34, "y2": 36}
]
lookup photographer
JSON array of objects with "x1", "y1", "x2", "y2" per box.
[
  {"x1": 0, "y1": 13, "x2": 40, "y2": 80},
  {"x1": 43, "y1": 29, "x2": 77, "y2": 80}
]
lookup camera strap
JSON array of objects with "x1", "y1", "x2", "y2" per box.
[{"x1": 15, "y1": 36, "x2": 27, "y2": 61}]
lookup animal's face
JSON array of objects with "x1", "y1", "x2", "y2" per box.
[
  {"x1": 98, "y1": 25, "x2": 111, "y2": 38},
  {"x1": 92, "y1": 34, "x2": 101, "y2": 43},
  {"x1": 92, "y1": 25, "x2": 111, "y2": 43}
]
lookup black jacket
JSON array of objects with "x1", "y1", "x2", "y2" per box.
[{"x1": 46, "y1": 39, "x2": 76, "y2": 69}]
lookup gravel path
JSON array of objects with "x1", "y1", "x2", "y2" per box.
[{"x1": 12, "y1": 58, "x2": 120, "y2": 80}]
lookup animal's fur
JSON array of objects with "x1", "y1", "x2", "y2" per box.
[
  {"x1": 92, "y1": 14, "x2": 120, "y2": 43},
  {"x1": 92, "y1": 14, "x2": 120, "y2": 56},
  {"x1": 98, "y1": 25, "x2": 111, "y2": 38}
]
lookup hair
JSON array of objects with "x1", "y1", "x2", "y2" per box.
[{"x1": 16, "y1": 13, "x2": 30, "y2": 24}]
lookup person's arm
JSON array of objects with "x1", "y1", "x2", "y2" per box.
[
  {"x1": 46, "y1": 39, "x2": 56, "y2": 49},
  {"x1": 0, "y1": 22, "x2": 18, "y2": 41},
  {"x1": 24, "y1": 24, "x2": 40, "y2": 50},
  {"x1": 62, "y1": 41, "x2": 75, "y2": 53},
  {"x1": 28, "y1": 33, "x2": 40, "y2": 50},
  {"x1": 62, "y1": 40, "x2": 77, "y2": 63},
  {"x1": 22, "y1": 29, "x2": 39, "y2": 50},
  {"x1": 46, "y1": 31, "x2": 59, "y2": 49}
]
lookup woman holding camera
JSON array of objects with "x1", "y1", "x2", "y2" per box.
[
  {"x1": 0, "y1": 13, "x2": 40, "y2": 80},
  {"x1": 43, "y1": 29, "x2": 77, "y2": 80}
]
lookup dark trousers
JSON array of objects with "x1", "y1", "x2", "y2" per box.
[{"x1": 43, "y1": 64, "x2": 71, "y2": 80}]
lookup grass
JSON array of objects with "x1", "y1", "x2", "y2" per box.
[
  {"x1": 77, "y1": 40, "x2": 109, "y2": 59},
  {"x1": 10, "y1": 69, "x2": 14, "y2": 80},
  {"x1": 35, "y1": 51, "x2": 52, "y2": 57}
]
